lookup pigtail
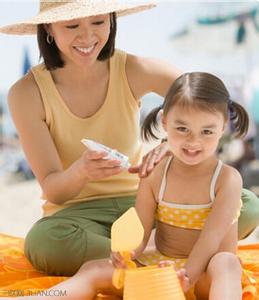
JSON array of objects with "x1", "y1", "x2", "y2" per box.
[
  {"x1": 229, "y1": 100, "x2": 249, "y2": 138},
  {"x1": 141, "y1": 106, "x2": 162, "y2": 142}
]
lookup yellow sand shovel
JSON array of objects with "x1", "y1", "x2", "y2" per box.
[{"x1": 111, "y1": 207, "x2": 144, "y2": 289}]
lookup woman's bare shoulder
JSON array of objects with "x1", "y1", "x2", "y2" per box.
[{"x1": 8, "y1": 71, "x2": 45, "y2": 120}]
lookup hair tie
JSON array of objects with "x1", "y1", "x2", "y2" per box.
[
  {"x1": 228, "y1": 99, "x2": 236, "y2": 132},
  {"x1": 228, "y1": 99, "x2": 235, "y2": 116},
  {"x1": 228, "y1": 99, "x2": 233, "y2": 107}
]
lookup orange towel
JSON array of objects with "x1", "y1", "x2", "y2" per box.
[{"x1": 0, "y1": 233, "x2": 258, "y2": 299}]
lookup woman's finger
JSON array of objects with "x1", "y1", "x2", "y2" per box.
[
  {"x1": 139, "y1": 152, "x2": 153, "y2": 177},
  {"x1": 84, "y1": 150, "x2": 108, "y2": 160},
  {"x1": 145, "y1": 148, "x2": 161, "y2": 172}
]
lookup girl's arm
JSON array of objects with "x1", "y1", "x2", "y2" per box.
[
  {"x1": 111, "y1": 176, "x2": 157, "y2": 268},
  {"x1": 134, "y1": 176, "x2": 158, "y2": 256},
  {"x1": 184, "y1": 165, "x2": 242, "y2": 286},
  {"x1": 8, "y1": 74, "x2": 122, "y2": 204}
]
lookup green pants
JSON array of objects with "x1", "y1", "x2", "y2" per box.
[
  {"x1": 25, "y1": 196, "x2": 135, "y2": 276},
  {"x1": 25, "y1": 190, "x2": 259, "y2": 276}
]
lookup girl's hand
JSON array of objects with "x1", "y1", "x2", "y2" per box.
[
  {"x1": 128, "y1": 141, "x2": 171, "y2": 178},
  {"x1": 158, "y1": 260, "x2": 175, "y2": 268},
  {"x1": 176, "y1": 268, "x2": 191, "y2": 293},
  {"x1": 110, "y1": 251, "x2": 136, "y2": 269},
  {"x1": 75, "y1": 150, "x2": 123, "y2": 181}
]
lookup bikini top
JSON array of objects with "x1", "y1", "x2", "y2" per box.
[{"x1": 156, "y1": 157, "x2": 223, "y2": 230}]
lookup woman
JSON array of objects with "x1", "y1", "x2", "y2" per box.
[{"x1": 0, "y1": 0, "x2": 258, "y2": 277}]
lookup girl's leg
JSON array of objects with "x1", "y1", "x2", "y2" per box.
[{"x1": 194, "y1": 252, "x2": 242, "y2": 300}]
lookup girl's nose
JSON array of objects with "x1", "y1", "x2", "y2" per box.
[{"x1": 186, "y1": 133, "x2": 201, "y2": 146}]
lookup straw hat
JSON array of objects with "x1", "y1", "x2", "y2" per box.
[{"x1": 0, "y1": 0, "x2": 155, "y2": 35}]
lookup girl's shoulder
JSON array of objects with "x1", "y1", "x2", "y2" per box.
[
  {"x1": 147, "y1": 156, "x2": 172, "y2": 189},
  {"x1": 216, "y1": 162, "x2": 243, "y2": 193}
]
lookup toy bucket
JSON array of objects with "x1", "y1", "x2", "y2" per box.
[{"x1": 123, "y1": 265, "x2": 185, "y2": 300}]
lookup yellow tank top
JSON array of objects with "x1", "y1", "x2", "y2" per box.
[{"x1": 31, "y1": 49, "x2": 142, "y2": 216}]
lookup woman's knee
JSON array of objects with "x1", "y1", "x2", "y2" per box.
[
  {"x1": 25, "y1": 219, "x2": 88, "y2": 276},
  {"x1": 239, "y1": 188, "x2": 259, "y2": 239},
  {"x1": 207, "y1": 252, "x2": 242, "y2": 277}
]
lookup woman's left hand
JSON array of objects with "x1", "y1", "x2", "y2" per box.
[{"x1": 128, "y1": 141, "x2": 171, "y2": 177}]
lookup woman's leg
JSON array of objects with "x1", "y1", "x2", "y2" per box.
[
  {"x1": 24, "y1": 196, "x2": 135, "y2": 276},
  {"x1": 194, "y1": 252, "x2": 242, "y2": 300},
  {"x1": 239, "y1": 188, "x2": 259, "y2": 239},
  {"x1": 12, "y1": 259, "x2": 120, "y2": 300}
]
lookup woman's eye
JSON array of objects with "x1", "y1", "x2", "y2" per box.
[
  {"x1": 66, "y1": 24, "x2": 79, "y2": 29},
  {"x1": 93, "y1": 21, "x2": 105, "y2": 25}
]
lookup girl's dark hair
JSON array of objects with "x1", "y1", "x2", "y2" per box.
[
  {"x1": 142, "y1": 72, "x2": 249, "y2": 141},
  {"x1": 37, "y1": 13, "x2": 117, "y2": 70}
]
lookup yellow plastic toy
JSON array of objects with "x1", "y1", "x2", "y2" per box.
[{"x1": 111, "y1": 207, "x2": 186, "y2": 300}]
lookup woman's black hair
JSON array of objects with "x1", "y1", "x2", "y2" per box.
[
  {"x1": 142, "y1": 72, "x2": 249, "y2": 141},
  {"x1": 37, "y1": 13, "x2": 117, "y2": 70}
]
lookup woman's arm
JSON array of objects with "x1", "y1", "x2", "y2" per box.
[
  {"x1": 126, "y1": 54, "x2": 182, "y2": 99},
  {"x1": 126, "y1": 54, "x2": 180, "y2": 176},
  {"x1": 8, "y1": 74, "x2": 122, "y2": 204},
  {"x1": 184, "y1": 165, "x2": 242, "y2": 286}
]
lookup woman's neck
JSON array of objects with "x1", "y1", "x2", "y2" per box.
[{"x1": 51, "y1": 59, "x2": 109, "y2": 87}]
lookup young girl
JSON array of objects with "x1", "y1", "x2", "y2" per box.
[
  {"x1": 132, "y1": 71, "x2": 247, "y2": 299},
  {"x1": 9, "y1": 71, "x2": 247, "y2": 300}
]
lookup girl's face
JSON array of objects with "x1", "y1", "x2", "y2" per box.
[
  {"x1": 162, "y1": 104, "x2": 226, "y2": 166},
  {"x1": 47, "y1": 14, "x2": 111, "y2": 67}
]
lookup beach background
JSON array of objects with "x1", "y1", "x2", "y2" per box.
[{"x1": 0, "y1": 1, "x2": 259, "y2": 243}]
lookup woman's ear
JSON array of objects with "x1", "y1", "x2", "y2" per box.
[{"x1": 44, "y1": 24, "x2": 52, "y2": 35}]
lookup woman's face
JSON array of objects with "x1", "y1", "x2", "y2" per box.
[{"x1": 47, "y1": 14, "x2": 111, "y2": 67}]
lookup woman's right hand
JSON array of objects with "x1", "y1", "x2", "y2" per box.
[{"x1": 75, "y1": 150, "x2": 123, "y2": 181}]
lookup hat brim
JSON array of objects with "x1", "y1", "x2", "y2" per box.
[{"x1": 0, "y1": 2, "x2": 155, "y2": 35}]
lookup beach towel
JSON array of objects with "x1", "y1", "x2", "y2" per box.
[{"x1": 0, "y1": 233, "x2": 258, "y2": 299}]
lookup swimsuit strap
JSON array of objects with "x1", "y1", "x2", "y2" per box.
[
  {"x1": 158, "y1": 158, "x2": 223, "y2": 203},
  {"x1": 209, "y1": 160, "x2": 223, "y2": 202},
  {"x1": 158, "y1": 156, "x2": 173, "y2": 203}
]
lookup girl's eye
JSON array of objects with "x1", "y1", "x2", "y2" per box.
[
  {"x1": 177, "y1": 127, "x2": 188, "y2": 133},
  {"x1": 66, "y1": 25, "x2": 79, "y2": 29},
  {"x1": 93, "y1": 21, "x2": 105, "y2": 25},
  {"x1": 202, "y1": 129, "x2": 213, "y2": 135}
]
